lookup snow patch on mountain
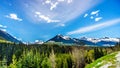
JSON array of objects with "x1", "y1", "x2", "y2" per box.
[
  {"x1": 47, "y1": 34, "x2": 120, "y2": 46},
  {"x1": 80, "y1": 37, "x2": 119, "y2": 43},
  {"x1": 62, "y1": 36, "x2": 70, "y2": 40},
  {"x1": 100, "y1": 37, "x2": 119, "y2": 42}
]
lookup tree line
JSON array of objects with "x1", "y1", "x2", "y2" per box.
[{"x1": 0, "y1": 42, "x2": 120, "y2": 68}]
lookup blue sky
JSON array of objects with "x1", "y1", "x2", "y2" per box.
[{"x1": 0, "y1": 0, "x2": 120, "y2": 42}]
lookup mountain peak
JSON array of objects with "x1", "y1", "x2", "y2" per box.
[
  {"x1": 56, "y1": 34, "x2": 63, "y2": 37},
  {"x1": 47, "y1": 34, "x2": 119, "y2": 46}
]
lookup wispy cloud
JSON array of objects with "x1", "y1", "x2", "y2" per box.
[
  {"x1": 84, "y1": 10, "x2": 102, "y2": 22},
  {"x1": 6, "y1": 13, "x2": 22, "y2": 21},
  {"x1": 20, "y1": 0, "x2": 102, "y2": 26},
  {"x1": 67, "y1": 0, "x2": 73, "y2": 4},
  {"x1": 0, "y1": 24, "x2": 7, "y2": 32},
  {"x1": 67, "y1": 18, "x2": 120, "y2": 35},
  {"x1": 0, "y1": 24, "x2": 7, "y2": 28},
  {"x1": 1, "y1": 29, "x2": 7, "y2": 32},
  {"x1": 43, "y1": 0, "x2": 63, "y2": 11},
  {"x1": 35, "y1": 11, "x2": 60, "y2": 23},
  {"x1": 50, "y1": 2, "x2": 59, "y2": 10},
  {"x1": 84, "y1": 13, "x2": 88, "y2": 18},
  {"x1": 95, "y1": 17, "x2": 102, "y2": 21},
  {"x1": 90, "y1": 16, "x2": 94, "y2": 19},
  {"x1": 91, "y1": 10, "x2": 100, "y2": 15},
  {"x1": 43, "y1": 0, "x2": 73, "y2": 10}
]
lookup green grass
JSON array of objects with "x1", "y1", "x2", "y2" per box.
[
  {"x1": 0, "y1": 39, "x2": 13, "y2": 44},
  {"x1": 85, "y1": 52, "x2": 118, "y2": 68}
]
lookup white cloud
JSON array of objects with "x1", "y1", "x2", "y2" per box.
[
  {"x1": 0, "y1": 24, "x2": 7, "y2": 32},
  {"x1": 35, "y1": 12, "x2": 60, "y2": 23},
  {"x1": 0, "y1": 24, "x2": 7, "y2": 28},
  {"x1": 44, "y1": 0, "x2": 59, "y2": 11},
  {"x1": 84, "y1": 10, "x2": 102, "y2": 22},
  {"x1": 67, "y1": 18, "x2": 120, "y2": 35},
  {"x1": 6, "y1": 13, "x2": 22, "y2": 21},
  {"x1": 50, "y1": 2, "x2": 59, "y2": 10},
  {"x1": 58, "y1": 0, "x2": 65, "y2": 2},
  {"x1": 1, "y1": 29, "x2": 7, "y2": 32},
  {"x1": 67, "y1": 0, "x2": 72, "y2": 4},
  {"x1": 44, "y1": 0, "x2": 72, "y2": 10},
  {"x1": 35, "y1": 12, "x2": 41, "y2": 15},
  {"x1": 91, "y1": 10, "x2": 100, "y2": 15},
  {"x1": 20, "y1": 0, "x2": 102, "y2": 26},
  {"x1": 90, "y1": 16, "x2": 94, "y2": 19},
  {"x1": 45, "y1": 0, "x2": 51, "y2": 4},
  {"x1": 95, "y1": 17, "x2": 102, "y2": 21},
  {"x1": 84, "y1": 13, "x2": 88, "y2": 18}
]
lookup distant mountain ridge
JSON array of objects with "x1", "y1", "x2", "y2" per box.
[
  {"x1": 48, "y1": 34, "x2": 76, "y2": 44},
  {"x1": 47, "y1": 34, "x2": 120, "y2": 46},
  {"x1": 0, "y1": 30, "x2": 22, "y2": 43}
]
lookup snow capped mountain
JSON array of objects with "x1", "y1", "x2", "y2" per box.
[
  {"x1": 55, "y1": 34, "x2": 71, "y2": 40},
  {"x1": 87, "y1": 38, "x2": 101, "y2": 43},
  {"x1": 80, "y1": 37, "x2": 100, "y2": 43},
  {"x1": 47, "y1": 34, "x2": 75, "y2": 44},
  {"x1": 34, "y1": 40, "x2": 44, "y2": 44},
  {"x1": 79, "y1": 37, "x2": 119, "y2": 46},
  {"x1": 80, "y1": 37, "x2": 119, "y2": 43},
  {"x1": 100, "y1": 37, "x2": 119, "y2": 42},
  {"x1": 47, "y1": 34, "x2": 120, "y2": 46},
  {"x1": 62, "y1": 36, "x2": 71, "y2": 40}
]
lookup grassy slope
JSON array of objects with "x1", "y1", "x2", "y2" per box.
[
  {"x1": 85, "y1": 52, "x2": 119, "y2": 68},
  {"x1": 0, "y1": 39, "x2": 13, "y2": 44}
]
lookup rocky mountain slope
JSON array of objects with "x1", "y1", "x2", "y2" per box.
[{"x1": 47, "y1": 34, "x2": 120, "y2": 46}]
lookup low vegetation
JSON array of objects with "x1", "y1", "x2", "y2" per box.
[{"x1": 86, "y1": 50, "x2": 120, "y2": 68}]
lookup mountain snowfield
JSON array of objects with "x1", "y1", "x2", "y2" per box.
[
  {"x1": 82, "y1": 37, "x2": 119, "y2": 43},
  {"x1": 48, "y1": 34, "x2": 120, "y2": 46}
]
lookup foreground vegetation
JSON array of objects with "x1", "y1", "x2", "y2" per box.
[
  {"x1": 0, "y1": 40, "x2": 120, "y2": 68},
  {"x1": 85, "y1": 52, "x2": 119, "y2": 68}
]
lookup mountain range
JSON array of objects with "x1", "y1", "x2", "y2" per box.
[
  {"x1": 0, "y1": 30, "x2": 119, "y2": 46},
  {"x1": 47, "y1": 34, "x2": 120, "y2": 46}
]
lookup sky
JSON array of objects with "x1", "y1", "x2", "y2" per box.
[{"x1": 0, "y1": 0, "x2": 120, "y2": 42}]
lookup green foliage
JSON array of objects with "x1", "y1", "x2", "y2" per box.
[
  {"x1": 41, "y1": 57, "x2": 51, "y2": 68},
  {"x1": 0, "y1": 39, "x2": 13, "y2": 44},
  {"x1": 0, "y1": 41, "x2": 120, "y2": 68},
  {"x1": 85, "y1": 52, "x2": 118, "y2": 68},
  {"x1": 9, "y1": 55, "x2": 17, "y2": 68},
  {"x1": 49, "y1": 50, "x2": 56, "y2": 68},
  {"x1": 55, "y1": 54, "x2": 72, "y2": 68},
  {"x1": 0, "y1": 56, "x2": 7, "y2": 68},
  {"x1": 85, "y1": 50, "x2": 94, "y2": 63}
]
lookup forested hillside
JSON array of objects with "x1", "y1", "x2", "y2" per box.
[{"x1": 0, "y1": 41, "x2": 120, "y2": 68}]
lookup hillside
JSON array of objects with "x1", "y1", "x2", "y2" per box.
[
  {"x1": 0, "y1": 30, "x2": 21, "y2": 43},
  {"x1": 0, "y1": 39, "x2": 12, "y2": 44},
  {"x1": 0, "y1": 41, "x2": 120, "y2": 68},
  {"x1": 85, "y1": 51, "x2": 120, "y2": 68}
]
